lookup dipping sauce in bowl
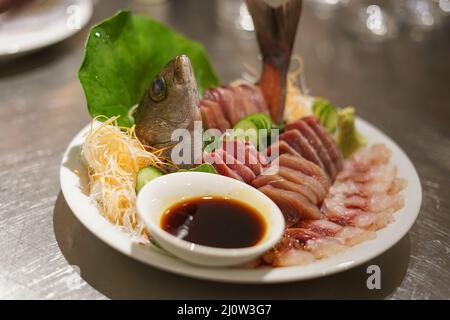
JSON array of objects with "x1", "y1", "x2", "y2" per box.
[
  {"x1": 136, "y1": 172, "x2": 285, "y2": 267},
  {"x1": 161, "y1": 196, "x2": 266, "y2": 249}
]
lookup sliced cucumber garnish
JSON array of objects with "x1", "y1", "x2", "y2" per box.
[
  {"x1": 136, "y1": 166, "x2": 163, "y2": 193},
  {"x1": 312, "y1": 98, "x2": 338, "y2": 133},
  {"x1": 232, "y1": 118, "x2": 259, "y2": 146},
  {"x1": 232, "y1": 113, "x2": 273, "y2": 147}
]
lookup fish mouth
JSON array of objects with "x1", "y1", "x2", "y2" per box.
[{"x1": 173, "y1": 55, "x2": 195, "y2": 85}]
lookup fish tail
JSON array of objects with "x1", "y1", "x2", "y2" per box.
[{"x1": 245, "y1": 0, "x2": 302, "y2": 124}]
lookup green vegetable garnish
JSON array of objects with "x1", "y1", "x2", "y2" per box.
[
  {"x1": 178, "y1": 163, "x2": 217, "y2": 174},
  {"x1": 231, "y1": 120, "x2": 259, "y2": 147},
  {"x1": 79, "y1": 10, "x2": 219, "y2": 127},
  {"x1": 234, "y1": 113, "x2": 273, "y2": 132},
  {"x1": 244, "y1": 113, "x2": 273, "y2": 132},
  {"x1": 313, "y1": 98, "x2": 366, "y2": 157},
  {"x1": 336, "y1": 107, "x2": 367, "y2": 158},
  {"x1": 312, "y1": 98, "x2": 338, "y2": 133},
  {"x1": 136, "y1": 166, "x2": 164, "y2": 193},
  {"x1": 231, "y1": 113, "x2": 273, "y2": 147}
]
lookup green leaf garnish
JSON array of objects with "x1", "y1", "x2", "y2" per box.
[{"x1": 79, "y1": 10, "x2": 219, "y2": 127}]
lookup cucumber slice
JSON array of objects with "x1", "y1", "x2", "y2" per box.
[
  {"x1": 259, "y1": 114, "x2": 272, "y2": 131},
  {"x1": 312, "y1": 98, "x2": 328, "y2": 118},
  {"x1": 136, "y1": 166, "x2": 163, "y2": 193},
  {"x1": 313, "y1": 98, "x2": 338, "y2": 133},
  {"x1": 233, "y1": 113, "x2": 274, "y2": 147},
  {"x1": 234, "y1": 118, "x2": 259, "y2": 131},
  {"x1": 232, "y1": 119, "x2": 259, "y2": 146},
  {"x1": 244, "y1": 113, "x2": 272, "y2": 131},
  {"x1": 323, "y1": 108, "x2": 338, "y2": 133}
]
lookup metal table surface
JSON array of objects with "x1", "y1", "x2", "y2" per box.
[{"x1": 0, "y1": 0, "x2": 449, "y2": 300}]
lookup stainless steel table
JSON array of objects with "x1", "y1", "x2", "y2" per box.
[{"x1": 0, "y1": 0, "x2": 449, "y2": 299}]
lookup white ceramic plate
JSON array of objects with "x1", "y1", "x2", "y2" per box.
[
  {"x1": 60, "y1": 118, "x2": 422, "y2": 283},
  {"x1": 0, "y1": 0, "x2": 93, "y2": 58}
]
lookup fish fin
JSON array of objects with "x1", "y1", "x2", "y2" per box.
[{"x1": 245, "y1": 0, "x2": 302, "y2": 124}]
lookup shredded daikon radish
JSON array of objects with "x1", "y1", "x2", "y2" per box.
[
  {"x1": 284, "y1": 56, "x2": 313, "y2": 124},
  {"x1": 82, "y1": 116, "x2": 170, "y2": 239}
]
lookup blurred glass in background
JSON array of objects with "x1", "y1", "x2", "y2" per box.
[
  {"x1": 401, "y1": 0, "x2": 444, "y2": 30},
  {"x1": 217, "y1": 0, "x2": 254, "y2": 31},
  {"x1": 339, "y1": 0, "x2": 400, "y2": 43},
  {"x1": 306, "y1": 0, "x2": 449, "y2": 43},
  {"x1": 304, "y1": 0, "x2": 349, "y2": 19},
  {"x1": 1, "y1": 0, "x2": 448, "y2": 59},
  {"x1": 213, "y1": 0, "x2": 449, "y2": 44}
]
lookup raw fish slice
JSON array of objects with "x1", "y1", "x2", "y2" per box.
[
  {"x1": 201, "y1": 99, "x2": 231, "y2": 132},
  {"x1": 218, "y1": 87, "x2": 242, "y2": 126},
  {"x1": 258, "y1": 184, "x2": 321, "y2": 224},
  {"x1": 299, "y1": 219, "x2": 375, "y2": 246},
  {"x1": 264, "y1": 248, "x2": 315, "y2": 267},
  {"x1": 346, "y1": 144, "x2": 391, "y2": 170},
  {"x1": 201, "y1": 84, "x2": 270, "y2": 132},
  {"x1": 334, "y1": 225, "x2": 376, "y2": 246},
  {"x1": 200, "y1": 102, "x2": 218, "y2": 131},
  {"x1": 278, "y1": 167, "x2": 328, "y2": 202},
  {"x1": 298, "y1": 219, "x2": 342, "y2": 236},
  {"x1": 388, "y1": 178, "x2": 408, "y2": 195},
  {"x1": 277, "y1": 153, "x2": 330, "y2": 191},
  {"x1": 287, "y1": 120, "x2": 336, "y2": 179},
  {"x1": 330, "y1": 172, "x2": 397, "y2": 196},
  {"x1": 266, "y1": 140, "x2": 300, "y2": 158},
  {"x1": 203, "y1": 87, "x2": 236, "y2": 126},
  {"x1": 219, "y1": 147, "x2": 256, "y2": 184},
  {"x1": 337, "y1": 163, "x2": 394, "y2": 182},
  {"x1": 322, "y1": 195, "x2": 405, "y2": 230},
  {"x1": 222, "y1": 139, "x2": 266, "y2": 174},
  {"x1": 304, "y1": 116, "x2": 343, "y2": 172},
  {"x1": 239, "y1": 84, "x2": 269, "y2": 114},
  {"x1": 203, "y1": 87, "x2": 220, "y2": 101},
  {"x1": 304, "y1": 237, "x2": 347, "y2": 259},
  {"x1": 286, "y1": 228, "x2": 347, "y2": 259},
  {"x1": 251, "y1": 174, "x2": 318, "y2": 204},
  {"x1": 227, "y1": 85, "x2": 259, "y2": 116},
  {"x1": 280, "y1": 129, "x2": 325, "y2": 171},
  {"x1": 203, "y1": 151, "x2": 244, "y2": 182},
  {"x1": 208, "y1": 100, "x2": 232, "y2": 132},
  {"x1": 326, "y1": 192, "x2": 404, "y2": 213},
  {"x1": 351, "y1": 209, "x2": 398, "y2": 231}
]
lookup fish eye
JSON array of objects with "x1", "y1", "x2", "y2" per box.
[{"x1": 150, "y1": 76, "x2": 166, "y2": 102}]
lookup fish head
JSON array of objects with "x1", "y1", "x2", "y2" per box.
[{"x1": 135, "y1": 55, "x2": 201, "y2": 147}]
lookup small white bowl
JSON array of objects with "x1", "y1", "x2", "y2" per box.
[{"x1": 136, "y1": 172, "x2": 285, "y2": 267}]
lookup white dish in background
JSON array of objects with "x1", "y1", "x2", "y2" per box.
[
  {"x1": 60, "y1": 118, "x2": 422, "y2": 283},
  {"x1": 0, "y1": 0, "x2": 93, "y2": 58},
  {"x1": 136, "y1": 172, "x2": 285, "y2": 267}
]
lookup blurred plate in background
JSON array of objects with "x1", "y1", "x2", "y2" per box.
[{"x1": 0, "y1": 0, "x2": 93, "y2": 58}]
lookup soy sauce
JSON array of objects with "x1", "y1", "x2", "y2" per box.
[{"x1": 161, "y1": 197, "x2": 266, "y2": 248}]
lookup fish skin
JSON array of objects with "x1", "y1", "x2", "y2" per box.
[
  {"x1": 135, "y1": 55, "x2": 202, "y2": 150},
  {"x1": 245, "y1": 0, "x2": 302, "y2": 123}
]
